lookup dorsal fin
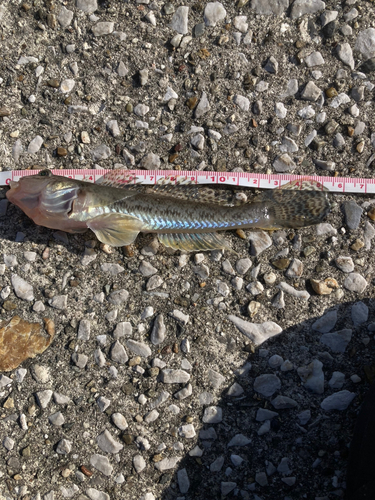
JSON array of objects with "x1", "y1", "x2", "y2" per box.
[{"x1": 97, "y1": 171, "x2": 248, "y2": 207}]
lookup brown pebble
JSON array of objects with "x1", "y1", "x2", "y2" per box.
[
  {"x1": 80, "y1": 466, "x2": 93, "y2": 477},
  {"x1": 0, "y1": 316, "x2": 55, "y2": 371},
  {"x1": 42, "y1": 247, "x2": 50, "y2": 259},
  {"x1": 236, "y1": 229, "x2": 247, "y2": 239},
  {"x1": 64, "y1": 96, "x2": 72, "y2": 105},
  {"x1": 186, "y1": 96, "x2": 198, "y2": 109},
  {"x1": 152, "y1": 454, "x2": 163, "y2": 462},
  {"x1": 367, "y1": 207, "x2": 375, "y2": 220},
  {"x1": 251, "y1": 118, "x2": 258, "y2": 128},
  {"x1": 121, "y1": 434, "x2": 134, "y2": 445},
  {"x1": 56, "y1": 147, "x2": 67, "y2": 157},
  {"x1": 272, "y1": 258, "x2": 290, "y2": 270},
  {"x1": 174, "y1": 143, "x2": 183, "y2": 152},
  {"x1": 356, "y1": 140, "x2": 365, "y2": 154},
  {"x1": 172, "y1": 342, "x2": 179, "y2": 354},
  {"x1": 122, "y1": 245, "x2": 134, "y2": 257},
  {"x1": 47, "y1": 79, "x2": 59, "y2": 88},
  {"x1": 3, "y1": 301, "x2": 17, "y2": 311},
  {"x1": 351, "y1": 238, "x2": 364, "y2": 251},
  {"x1": 128, "y1": 356, "x2": 141, "y2": 367},
  {"x1": 348, "y1": 126, "x2": 355, "y2": 137},
  {"x1": 43, "y1": 317, "x2": 55, "y2": 337},
  {"x1": 3, "y1": 396, "x2": 14, "y2": 409},
  {"x1": 47, "y1": 13, "x2": 56, "y2": 28},
  {"x1": 0, "y1": 107, "x2": 11, "y2": 117},
  {"x1": 169, "y1": 153, "x2": 178, "y2": 163},
  {"x1": 325, "y1": 87, "x2": 338, "y2": 98},
  {"x1": 310, "y1": 277, "x2": 339, "y2": 295},
  {"x1": 21, "y1": 3, "x2": 31, "y2": 11},
  {"x1": 161, "y1": 345, "x2": 172, "y2": 355}
]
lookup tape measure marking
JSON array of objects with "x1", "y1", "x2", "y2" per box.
[{"x1": 1, "y1": 169, "x2": 375, "y2": 194}]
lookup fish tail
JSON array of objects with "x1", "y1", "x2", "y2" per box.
[{"x1": 259, "y1": 188, "x2": 331, "y2": 229}]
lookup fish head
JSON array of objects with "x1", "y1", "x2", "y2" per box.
[{"x1": 6, "y1": 170, "x2": 83, "y2": 230}]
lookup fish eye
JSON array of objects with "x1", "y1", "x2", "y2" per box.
[{"x1": 39, "y1": 170, "x2": 52, "y2": 177}]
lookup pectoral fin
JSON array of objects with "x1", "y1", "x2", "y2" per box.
[
  {"x1": 87, "y1": 213, "x2": 144, "y2": 247},
  {"x1": 158, "y1": 232, "x2": 235, "y2": 253}
]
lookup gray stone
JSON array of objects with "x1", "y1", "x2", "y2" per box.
[
  {"x1": 273, "y1": 153, "x2": 296, "y2": 172},
  {"x1": 113, "y1": 322, "x2": 132, "y2": 339},
  {"x1": 11, "y1": 274, "x2": 34, "y2": 301},
  {"x1": 271, "y1": 395, "x2": 298, "y2": 409},
  {"x1": 329, "y1": 372, "x2": 345, "y2": 390},
  {"x1": 264, "y1": 56, "x2": 278, "y2": 74},
  {"x1": 160, "y1": 369, "x2": 190, "y2": 384},
  {"x1": 107, "y1": 289, "x2": 129, "y2": 305},
  {"x1": 355, "y1": 28, "x2": 375, "y2": 60},
  {"x1": 285, "y1": 259, "x2": 303, "y2": 278},
  {"x1": 275, "y1": 102, "x2": 287, "y2": 119},
  {"x1": 112, "y1": 413, "x2": 128, "y2": 431},
  {"x1": 204, "y1": 2, "x2": 226, "y2": 27},
  {"x1": 256, "y1": 408, "x2": 278, "y2": 421},
  {"x1": 139, "y1": 261, "x2": 157, "y2": 276},
  {"x1": 110, "y1": 341, "x2": 128, "y2": 364},
  {"x1": 221, "y1": 482, "x2": 237, "y2": 496},
  {"x1": 277, "y1": 282, "x2": 310, "y2": 300},
  {"x1": 92, "y1": 22, "x2": 114, "y2": 36},
  {"x1": 254, "y1": 374, "x2": 281, "y2": 397},
  {"x1": 56, "y1": 439, "x2": 72, "y2": 454},
  {"x1": 297, "y1": 359, "x2": 324, "y2": 394},
  {"x1": 139, "y1": 153, "x2": 160, "y2": 170},
  {"x1": 133, "y1": 454, "x2": 146, "y2": 473},
  {"x1": 117, "y1": 61, "x2": 128, "y2": 77},
  {"x1": 352, "y1": 86, "x2": 365, "y2": 102},
  {"x1": 48, "y1": 411, "x2": 65, "y2": 426},
  {"x1": 28, "y1": 136, "x2": 43, "y2": 153},
  {"x1": 169, "y1": 309, "x2": 189, "y2": 325},
  {"x1": 86, "y1": 488, "x2": 110, "y2": 500},
  {"x1": 228, "y1": 315, "x2": 282, "y2": 346},
  {"x1": 106, "y1": 120, "x2": 120, "y2": 137},
  {"x1": 280, "y1": 137, "x2": 298, "y2": 153},
  {"x1": 91, "y1": 144, "x2": 112, "y2": 162},
  {"x1": 170, "y1": 6, "x2": 189, "y2": 34},
  {"x1": 251, "y1": 0, "x2": 288, "y2": 16},
  {"x1": 290, "y1": 0, "x2": 326, "y2": 19},
  {"x1": 208, "y1": 369, "x2": 226, "y2": 389},
  {"x1": 195, "y1": 92, "x2": 210, "y2": 118},
  {"x1": 321, "y1": 390, "x2": 356, "y2": 411},
  {"x1": 90, "y1": 454, "x2": 113, "y2": 476},
  {"x1": 297, "y1": 409, "x2": 311, "y2": 425},
  {"x1": 248, "y1": 231, "x2": 272, "y2": 256},
  {"x1": 344, "y1": 273, "x2": 367, "y2": 293},
  {"x1": 126, "y1": 339, "x2": 151, "y2": 357},
  {"x1": 154, "y1": 456, "x2": 181, "y2": 471},
  {"x1": 235, "y1": 258, "x2": 252, "y2": 275},
  {"x1": 336, "y1": 43, "x2": 355, "y2": 69},
  {"x1": 301, "y1": 81, "x2": 321, "y2": 101},
  {"x1": 97, "y1": 396, "x2": 110, "y2": 412},
  {"x1": 96, "y1": 430, "x2": 123, "y2": 454},
  {"x1": 78, "y1": 320, "x2": 91, "y2": 341},
  {"x1": 227, "y1": 382, "x2": 244, "y2": 397},
  {"x1": 305, "y1": 51, "x2": 324, "y2": 67},
  {"x1": 177, "y1": 468, "x2": 190, "y2": 494},
  {"x1": 0, "y1": 375, "x2": 12, "y2": 388},
  {"x1": 312, "y1": 310, "x2": 337, "y2": 333},
  {"x1": 48, "y1": 295, "x2": 68, "y2": 309},
  {"x1": 202, "y1": 406, "x2": 223, "y2": 423},
  {"x1": 139, "y1": 69, "x2": 149, "y2": 86},
  {"x1": 256, "y1": 471, "x2": 268, "y2": 486},
  {"x1": 191, "y1": 134, "x2": 205, "y2": 150},
  {"x1": 269, "y1": 354, "x2": 283, "y2": 368},
  {"x1": 71, "y1": 352, "x2": 88, "y2": 369},
  {"x1": 150, "y1": 314, "x2": 165, "y2": 345},
  {"x1": 320, "y1": 329, "x2": 352, "y2": 353},
  {"x1": 57, "y1": 7, "x2": 73, "y2": 28},
  {"x1": 31, "y1": 365, "x2": 49, "y2": 383},
  {"x1": 76, "y1": 0, "x2": 97, "y2": 14},
  {"x1": 333, "y1": 133, "x2": 345, "y2": 148},
  {"x1": 351, "y1": 301, "x2": 368, "y2": 326}
]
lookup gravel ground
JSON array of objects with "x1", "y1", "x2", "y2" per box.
[{"x1": 1, "y1": 1, "x2": 375, "y2": 499}]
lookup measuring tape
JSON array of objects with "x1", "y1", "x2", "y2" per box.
[{"x1": 1, "y1": 169, "x2": 375, "y2": 194}]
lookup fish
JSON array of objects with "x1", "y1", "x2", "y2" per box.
[{"x1": 6, "y1": 169, "x2": 331, "y2": 252}]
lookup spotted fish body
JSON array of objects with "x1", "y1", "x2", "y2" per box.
[{"x1": 6, "y1": 170, "x2": 330, "y2": 251}]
